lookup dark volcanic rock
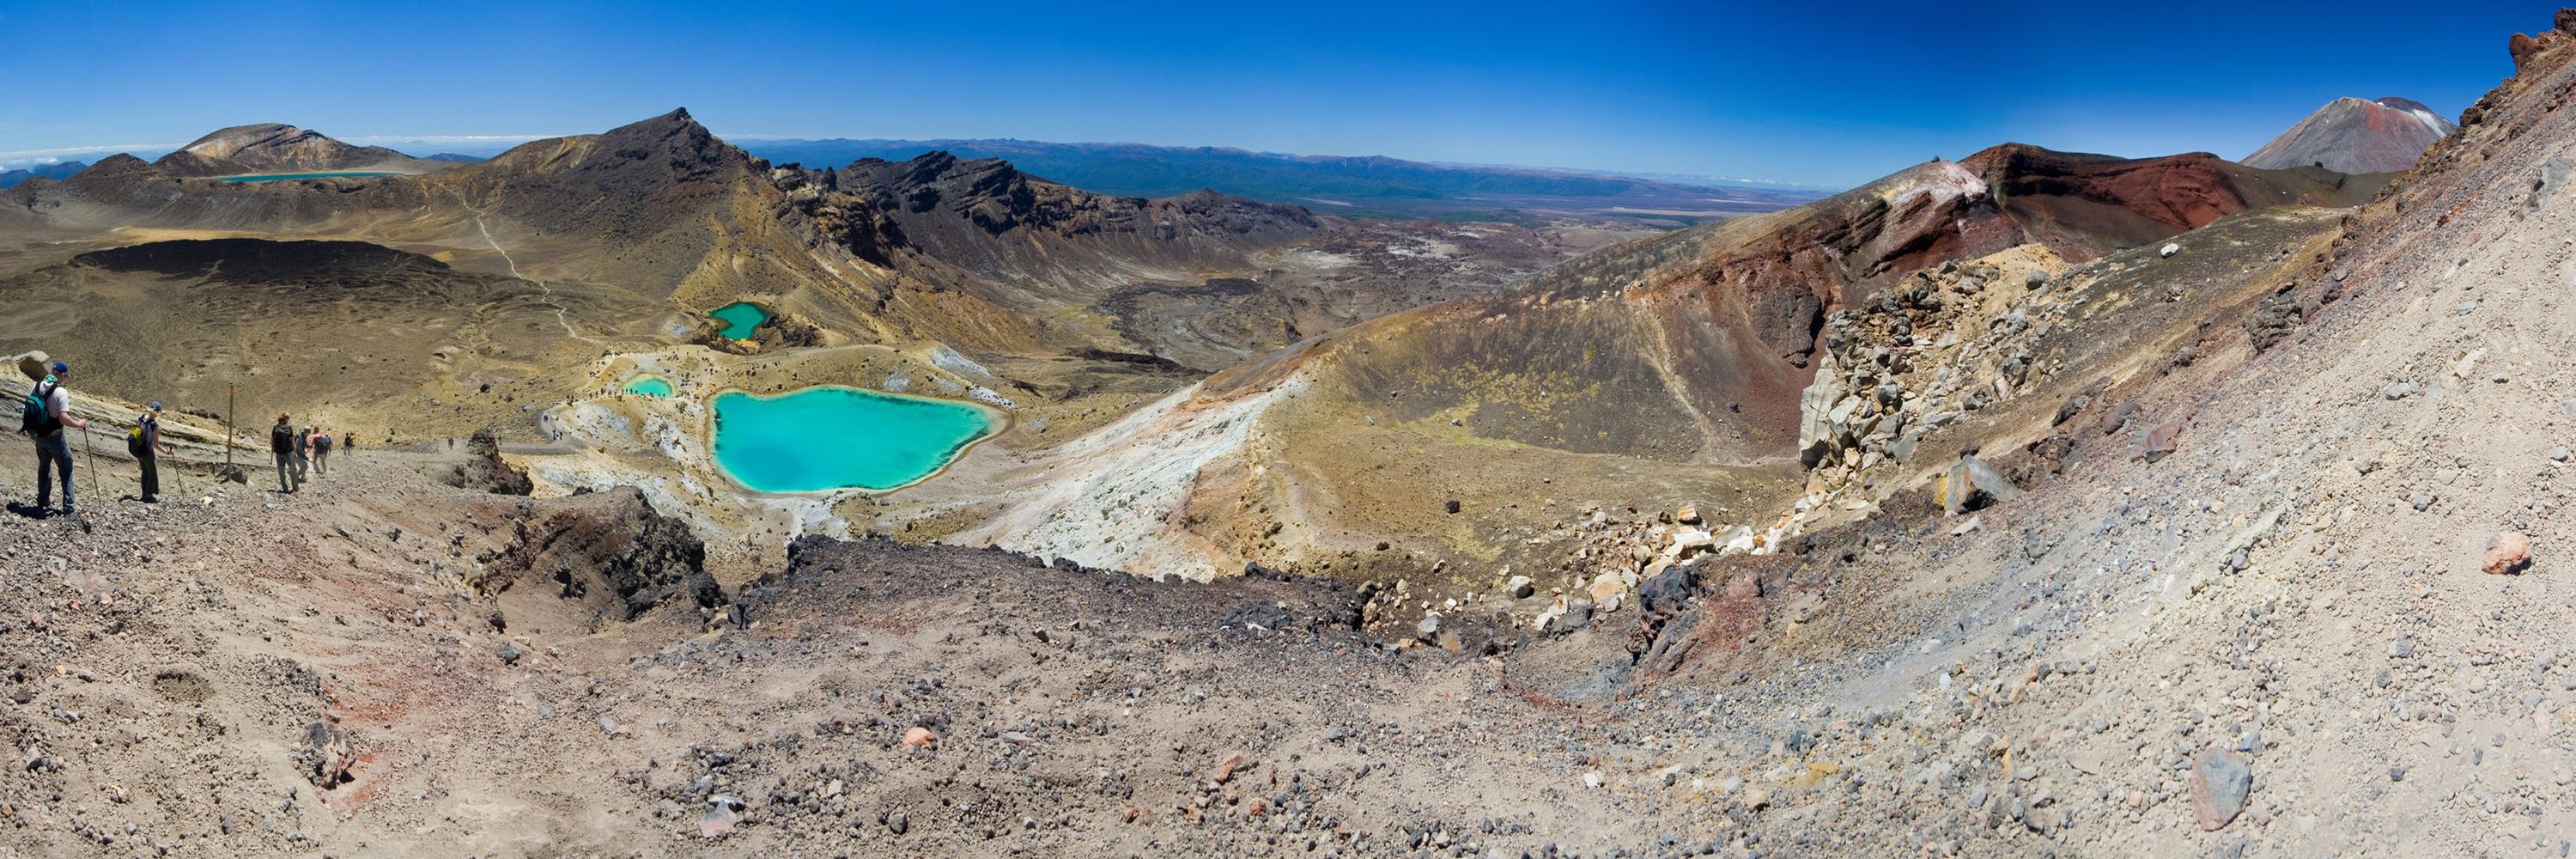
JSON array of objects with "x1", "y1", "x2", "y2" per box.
[
  {"x1": 477, "y1": 486, "x2": 720, "y2": 621},
  {"x1": 445, "y1": 429, "x2": 533, "y2": 496}
]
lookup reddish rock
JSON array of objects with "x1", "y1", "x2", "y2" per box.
[
  {"x1": 902, "y1": 726, "x2": 938, "y2": 746},
  {"x1": 2484, "y1": 531, "x2": 2533, "y2": 575},
  {"x1": 1215, "y1": 751, "x2": 1249, "y2": 783},
  {"x1": 2142, "y1": 423, "x2": 2183, "y2": 462},
  {"x1": 2513, "y1": 33, "x2": 2545, "y2": 74}
]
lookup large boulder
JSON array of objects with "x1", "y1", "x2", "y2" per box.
[
  {"x1": 444, "y1": 428, "x2": 533, "y2": 496},
  {"x1": 11, "y1": 350, "x2": 50, "y2": 382},
  {"x1": 476, "y1": 487, "x2": 721, "y2": 621},
  {"x1": 1935, "y1": 454, "x2": 2022, "y2": 515}
]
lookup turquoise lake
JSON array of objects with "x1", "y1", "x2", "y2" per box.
[
  {"x1": 710, "y1": 302, "x2": 768, "y2": 339},
  {"x1": 710, "y1": 387, "x2": 994, "y2": 492},
  {"x1": 216, "y1": 171, "x2": 397, "y2": 182},
  {"x1": 622, "y1": 375, "x2": 674, "y2": 397}
]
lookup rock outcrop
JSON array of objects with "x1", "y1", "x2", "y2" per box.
[
  {"x1": 445, "y1": 429, "x2": 533, "y2": 496},
  {"x1": 476, "y1": 486, "x2": 721, "y2": 621}
]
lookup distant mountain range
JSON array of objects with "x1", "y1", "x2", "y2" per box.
[
  {"x1": 2245, "y1": 96, "x2": 2455, "y2": 174},
  {"x1": 739, "y1": 137, "x2": 1827, "y2": 222},
  {"x1": 0, "y1": 161, "x2": 87, "y2": 188}
]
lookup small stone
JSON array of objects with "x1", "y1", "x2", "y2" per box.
[
  {"x1": 1582, "y1": 771, "x2": 1603, "y2": 789},
  {"x1": 902, "y1": 726, "x2": 938, "y2": 746},
  {"x1": 2190, "y1": 751, "x2": 2252, "y2": 831},
  {"x1": 2160, "y1": 243, "x2": 2181, "y2": 259},
  {"x1": 598, "y1": 715, "x2": 620, "y2": 735},
  {"x1": 496, "y1": 644, "x2": 524, "y2": 666},
  {"x1": 1216, "y1": 752, "x2": 1249, "y2": 783},
  {"x1": 1417, "y1": 613, "x2": 1442, "y2": 640},
  {"x1": 1506, "y1": 576, "x2": 1535, "y2": 600},
  {"x1": 697, "y1": 802, "x2": 737, "y2": 838},
  {"x1": 2555, "y1": 448, "x2": 2572, "y2": 462},
  {"x1": 2484, "y1": 531, "x2": 2533, "y2": 575}
]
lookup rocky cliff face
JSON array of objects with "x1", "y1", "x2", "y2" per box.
[{"x1": 2243, "y1": 96, "x2": 2458, "y2": 174}]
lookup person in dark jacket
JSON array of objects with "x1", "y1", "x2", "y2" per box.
[
  {"x1": 136, "y1": 401, "x2": 172, "y2": 503},
  {"x1": 270, "y1": 414, "x2": 298, "y2": 493}
]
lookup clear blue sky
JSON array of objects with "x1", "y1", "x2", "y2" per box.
[{"x1": 0, "y1": 1, "x2": 2550, "y2": 186}]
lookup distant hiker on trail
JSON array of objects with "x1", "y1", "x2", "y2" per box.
[
  {"x1": 21, "y1": 361, "x2": 87, "y2": 516},
  {"x1": 343, "y1": 431, "x2": 355, "y2": 454},
  {"x1": 270, "y1": 414, "x2": 299, "y2": 493},
  {"x1": 129, "y1": 401, "x2": 173, "y2": 503},
  {"x1": 312, "y1": 427, "x2": 333, "y2": 476}
]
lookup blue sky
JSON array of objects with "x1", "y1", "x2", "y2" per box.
[{"x1": 0, "y1": 1, "x2": 2549, "y2": 186}]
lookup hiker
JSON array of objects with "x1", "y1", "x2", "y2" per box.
[
  {"x1": 292, "y1": 424, "x2": 312, "y2": 484},
  {"x1": 343, "y1": 431, "x2": 355, "y2": 454},
  {"x1": 21, "y1": 361, "x2": 87, "y2": 516},
  {"x1": 270, "y1": 414, "x2": 298, "y2": 493},
  {"x1": 130, "y1": 401, "x2": 173, "y2": 503},
  {"x1": 312, "y1": 426, "x2": 332, "y2": 475}
]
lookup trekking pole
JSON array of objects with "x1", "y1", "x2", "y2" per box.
[
  {"x1": 225, "y1": 385, "x2": 235, "y2": 473},
  {"x1": 82, "y1": 424, "x2": 97, "y2": 496}
]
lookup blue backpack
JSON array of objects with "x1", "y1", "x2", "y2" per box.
[{"x1": 19, "y1": 380, "x2": 58, "y2": 437}]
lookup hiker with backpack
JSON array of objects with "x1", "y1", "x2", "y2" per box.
[
  {"x1": 270, "y1": 414, "x2": 299, "y2": 493},
  {"x1": 21, "y1": 361, "x2": 87, "y2": 516},
  {"x1": 312, "y1": 427, "x2": 332, "y2": 476},
  {"x1": 129, "y1": 401, "x2": 173, "y2": 503}
]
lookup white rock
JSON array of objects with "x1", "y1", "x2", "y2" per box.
[{"x1": 2160, "y1": 243, "x2": 2180, "y2": 258}]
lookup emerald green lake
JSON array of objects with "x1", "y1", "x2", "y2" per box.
[
  {"x1": 710, "y1": 387, "x2": 994, "y2": 492},
  {"x1": 622, "y1": 375, "x2": 674, "y2": 398},
  {"x1": 216, "y1": 171, "x2": 397, "y2": 182},
  {"x1": 710, "y1": 302, "x2": 768, "y2": 339}
]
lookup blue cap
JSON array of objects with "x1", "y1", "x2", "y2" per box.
[
  {"x1": 148, "y1": 401, "x2": 162, "y2": 411},
  {"x1": 49, "y1": 361, "x2": 66, "y2": 374}
]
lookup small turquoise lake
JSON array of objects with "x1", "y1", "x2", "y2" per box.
[
  {"x1": 216, "y1": 171, "x2": 398, "y2": 182},
  {"x1": 710, "y1": 387, "x2": 995, "y2": 492},
  {"x1": 622, "y1": 375, "x2": 674, "y2": 397},
  {"x1": 710, "y1": 302, "x2": 768, "y2": 339}
]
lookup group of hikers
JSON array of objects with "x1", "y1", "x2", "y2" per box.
[
  {"x1": 269, "y1": 415, "x2": 349, "y2": 494},
  {"x1": 17, "y1": 358, "x2": 363, "y2": 516}
]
